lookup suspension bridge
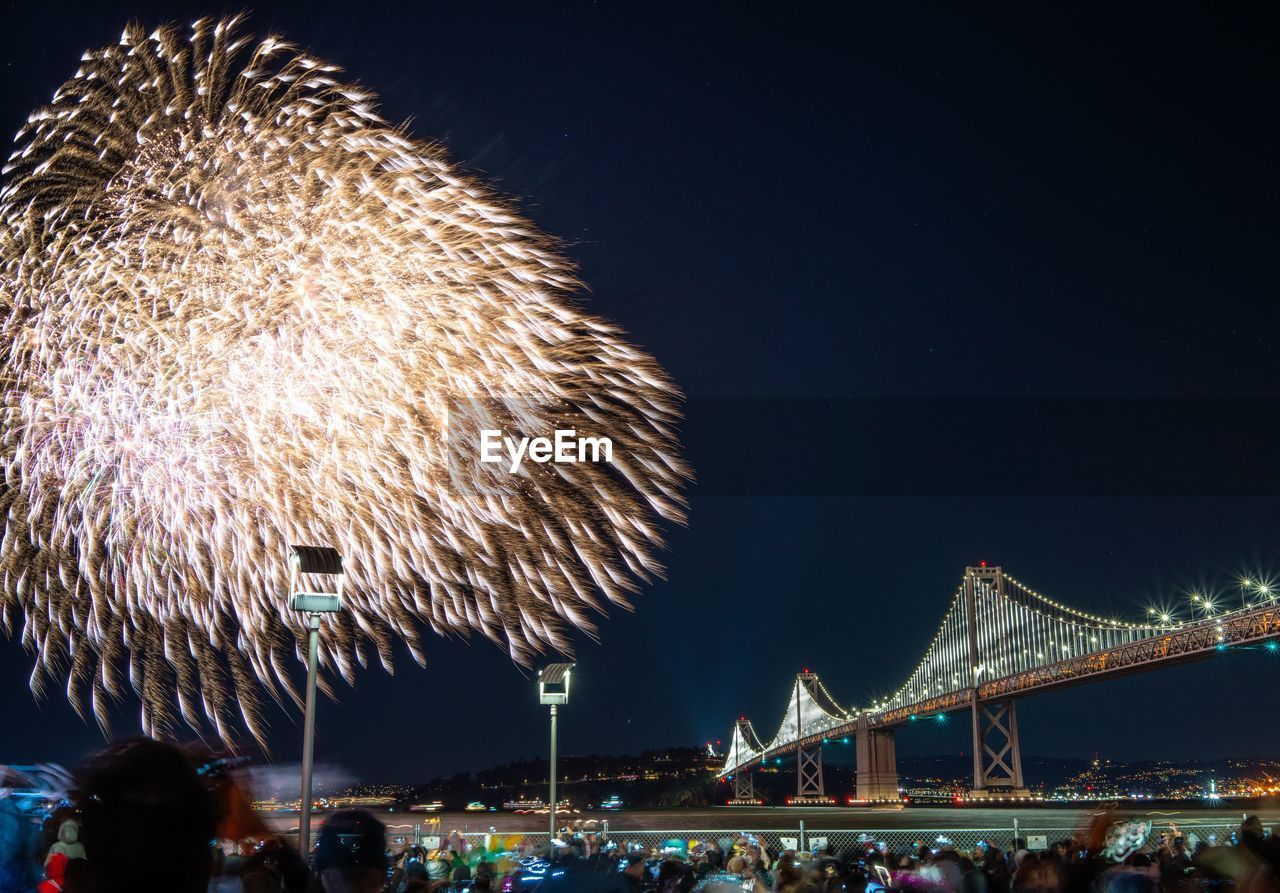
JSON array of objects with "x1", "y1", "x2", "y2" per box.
[{"x1": 717, "y1": 565, "x2": 1280, "y2": 804}]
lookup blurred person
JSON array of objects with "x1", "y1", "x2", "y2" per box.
[
  {"x1": 38, "y1": 852, "x2": 68, "y2": 893},
  {"x1": 622, "y1": 851, "x2": 652, "y2": 893},
  {"x1": 424, "y1": 855, "x2": 450, "y2": 889},
  {"x1": 46, "y1": 818, "x2": 87, "y2": 865},
  {"x1": 961, "y1": 852, "x2": 987, "y2": 893},
  {"x1": 63, "y1": 857, "x2": 92, "y2": 893},
  {"x1": 387, "y1": 846, "x2": 426, "y2": 893},
  {"x1": 75, "y1": 738, "x2": 217, "y2": 893},
  {"x1": 396, "y1": 860, "x2": 430, "y2": 893},
  {"x1": 981, "y1": 845, "x2": 1010, "y2": 893},
  {"x1": 773, "y1": 857, "x2": 808, "y2": 893},
  {"x1": 0, "y1": 785, "x2": 41, "y2": 891},
  {"x1": 1239, "y1": 814, "x2": 1280, "y2": 868},
  {"x1": 1091, "y1": 853, "x2": 1159, "y2": 893},
  {"x1": 208, "y1": 846, "x2": 245, "y2": 893},
  {"x1": 311, "y1": 809, "x2": 388, "y2": 893},
  {"x1": 1010, "y1": 852, "x2": 1061, "y2": 893},
  {"x1": 1161, "y1": 836, "x2": 1191, "y2": 890},
  {"x1": 656, "y1": 858, "x2": 695, "y2": 893}
]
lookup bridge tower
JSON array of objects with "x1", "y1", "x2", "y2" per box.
[
  {"x1": 792, "y1": 671, "x2": 833, "y2": 803},
  {"x1": 964, "y1": 565, "x2": 1029, "y2": 798},
  {"x1": 854, "y1": 715, "x2": 900, "y2": 801},
  {"x1": 729, "y1": 718, "x2": 761, "y2": 804}
]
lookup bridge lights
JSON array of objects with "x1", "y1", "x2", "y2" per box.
[{"x1": 1239, "y1": 578, "x2": 1255, "y2": 608}]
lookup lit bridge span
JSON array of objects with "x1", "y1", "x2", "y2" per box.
[{"x1": 718, "y1": 565, "x2": 1280, "y2": 803}]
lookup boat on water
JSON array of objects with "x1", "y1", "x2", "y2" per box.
[
  {"x1": 465, "y1": 801, "x2": 489, "y2": 812},
  {"x1": 502, "y1": 797, "x2": 545, "y2": 811},
  {"x1": 599, "y1": 795, "x2": 623, "y2": 810},
  {"x1": 408, "y1": 801, "x2": 444, "y2": 812},
  {"x1": 531, "y1": 799, "x2": 576, "y2": 815}
]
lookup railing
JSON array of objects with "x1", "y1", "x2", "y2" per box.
[{"x1": 392, "y1": 820, "x2": 1247, "y2": 858}]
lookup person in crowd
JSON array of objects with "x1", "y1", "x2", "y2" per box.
[
  {"x1": 981, "y1": 843, "x2": 1011, "y2": 893},
  {"x1": 772, "y1": 855, "x2": 807, "y2": 893},
  {"x1": 311, "y1": 809, "x2": 388, "y2": 893},
  {"x1": 655, "y1": 856, "x2": 696, "y2": 893},
  {"x1": 46, "y1": 818, "x2": 87, "y2": 865},
  {"x1": 622, "y1": 851, "x2": 652, "y2": 893},
  {"x1": 425, "y1": 852, "x2": 452, "y2": 889},
  {"x1": 62, "y1": 857, "x2": 92, "y2": 893},
  {"x1": 75, "y1": 737, "x2": 218, "y2": 893},
  {"x1": 27, "y1": 737, "x2": 1280, "y2": 893},
  {"x1": 37, "y1": 851, "x2": 68, "y2": 893},
  {"x1": 207, "y1": 846, "x2": 244, "y2": 893},
  {"x1": 1010, "y1": 851, "x2": 1062, "y2": 893}
]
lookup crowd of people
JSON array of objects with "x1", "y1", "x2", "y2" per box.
[
  {"x1": 531, "y1": 821, "x2": 1280, "y2": 893},
  {"x1": 1, "y1": 739, "x2": 1278, "y2": 893}
]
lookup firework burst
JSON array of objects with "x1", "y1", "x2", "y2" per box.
[{"x1": 0, "y1": 16, "x2": 688, "y2": 745}]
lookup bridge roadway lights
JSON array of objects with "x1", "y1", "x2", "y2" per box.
[
  {"x1": 855, "y1": 719, "x2": 902, "y2": 802},
  {"x1": 970, "y1": 698, "x2": 1029, "y2": 797}
]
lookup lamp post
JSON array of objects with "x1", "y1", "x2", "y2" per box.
[
  {"x1": 538, "y1": 663, "x2": 574, "y2": 841},
  {"x1": 288, "y1": 545, "x2": 345, "y2": 857}
]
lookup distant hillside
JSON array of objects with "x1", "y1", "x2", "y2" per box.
[{"x1": 330, "y1": 748, "x2": 1280, "y2": 807}]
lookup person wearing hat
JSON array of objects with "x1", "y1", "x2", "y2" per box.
[
  {"x1": 426, "y1": 856, "x2": 450, "y2": 882},
  {"x1": 46, "y1": 819, "x2": 87, "y2": 865},
  {"x1": 312, "y1": 809, "x2": 388, "y2": 893}
]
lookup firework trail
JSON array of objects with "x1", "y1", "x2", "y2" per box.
[{"x1": 0, "y1": 16, "x2": 688, "y2": 745}]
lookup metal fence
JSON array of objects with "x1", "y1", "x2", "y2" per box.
[{"x1": 405, "y1": 819, "x2": 1247, "y2": 857}]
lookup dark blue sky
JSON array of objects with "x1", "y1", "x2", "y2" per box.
[{"x1": 1, "y1": 1, "x2": 1279, "y2": 781}]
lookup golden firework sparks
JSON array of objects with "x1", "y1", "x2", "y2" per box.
[{"x1": 0, "y1": 16, "x2": 688, "y2": 746}]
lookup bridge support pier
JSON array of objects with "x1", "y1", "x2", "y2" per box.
[
  {"x1": 970, "y1": 699, "x2": 1028, "y2": 798},
  {"x1": 796, "y1": 744, "x2": 826, "y2": 799},
  {"x1": 855, "y1": 722, "x2": 900, "y2": 802},
  {"x1": 733, "y1": 771, "x2": 755, "y2": 802}
]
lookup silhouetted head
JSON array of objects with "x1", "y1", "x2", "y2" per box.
[
  {"x1": 313, "y1": 808, "x2": 388, "y2": 893},
  {"x1": 63, "y1": 857, "x2": 93, "y2": 893},
  {"x1": 76, "y1": 738, "x2": 216, "y2": 893}
]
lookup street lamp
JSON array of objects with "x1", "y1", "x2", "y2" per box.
[
  {"x1": 538, "y1": 663, "x2": 574, "y2": 840},
  {"x1": 288, "y1": 545, "x2": 345, "y2": 857}
]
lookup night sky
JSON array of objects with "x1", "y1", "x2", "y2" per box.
[{"x1": 2, "y1": 2, "x2": 1279, "y2": 781}]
